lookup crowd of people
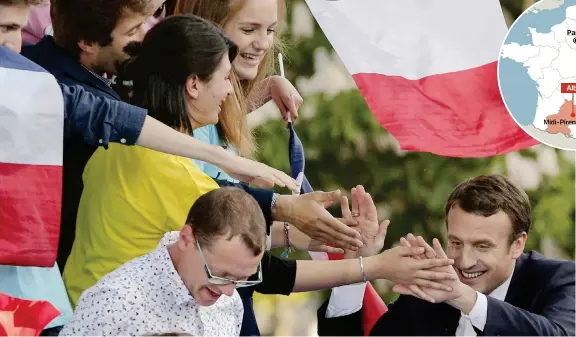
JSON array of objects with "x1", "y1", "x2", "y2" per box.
[{"x1": 0, "y1": 0, "x2": 574, "y2": 336}]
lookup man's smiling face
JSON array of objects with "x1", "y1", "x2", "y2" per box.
[{"x1": 445, "y1": 205, "x2": 525, "y2": 294}]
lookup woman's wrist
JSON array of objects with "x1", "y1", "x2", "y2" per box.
[
  {"x1": 271, "y1": 221, "x2": 295, "y2": 249},
  {"x1": 281, "y1": 222, "x2": 293, "y2": 257},
  {"x1": 270, "y1": 221, "x2": 284, "y2": 248}
]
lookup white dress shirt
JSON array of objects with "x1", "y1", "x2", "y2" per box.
[
  {"x1": 326, "y1": 269, "x2": 514, "y2": 336},
  {"x1": 60, "y1": 232, "x2": 243, "y2": 336}
]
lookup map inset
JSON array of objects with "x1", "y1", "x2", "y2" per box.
[{"x1": 499, "y1": 0, "x2": 576, "y2": 150}]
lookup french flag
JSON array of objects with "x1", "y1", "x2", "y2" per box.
[
  {"x1": 305, "y1": 0, "x2": 538, "y2": 157},
  {"x1": 287, "y1": 121, "x2": 386, "y2": 335},
  {"x1": 0, "y1": 47, "x2": 63, "y2": 267}
]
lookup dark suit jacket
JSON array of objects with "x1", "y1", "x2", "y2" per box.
[{"x1": 317, "y1": 251, "x2": 575, "y2": 336}]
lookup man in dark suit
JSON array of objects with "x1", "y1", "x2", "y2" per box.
[{"x1": 317, "y1": 175, "x2": 575, "y2": 336}]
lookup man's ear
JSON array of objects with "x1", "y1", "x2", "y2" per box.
[
  {"x1": 178, "y1": 225, "x2": 196, "y2": 250},
  {"x1": 510, "y1": 232, "x2": 527, "y2": 259},
  {"x1": 78, "y1": 40, "x2": 99, "y2": 55},
  {"x1": 185, "y1": 75, "x2": 199, "y2": 99}
]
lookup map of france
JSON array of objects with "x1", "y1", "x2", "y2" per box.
[{"x1": 501, "y1": 3, "x2": 576, "y2": 138}]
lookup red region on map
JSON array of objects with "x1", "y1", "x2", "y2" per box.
[{"x1": 545, "y1": 99, "x2": 576, "y2": 136}]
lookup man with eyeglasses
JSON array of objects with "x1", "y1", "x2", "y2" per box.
[{"x1": 59, "y1": 187, "x2": 267, "y2": 336}]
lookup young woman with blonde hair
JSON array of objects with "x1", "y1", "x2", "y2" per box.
[{"x1": 175, "y1": 0, "x2": 302, "y2": 183}]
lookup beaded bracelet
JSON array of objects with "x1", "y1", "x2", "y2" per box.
[{"x1": 281, "y1": 222, "x2": 294, "y2": 258}]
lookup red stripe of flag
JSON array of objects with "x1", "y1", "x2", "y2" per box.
[
  {"x1": 0, "y1": 163, "x2": 62, "y2": 267},
  {"x1": 353, "y1": 62, "x2": 538, "y2": 157}
]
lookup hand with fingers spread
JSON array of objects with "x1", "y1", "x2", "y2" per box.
[
  {"x1": 392, "y1": 235, "x2": 465, "y2": 304},
  {"x1": 272, "y1": 190, "x2": 364, "y2": 251},
  {"x1": 340, "y1": 185, "x2": 389, "y2": 259}
]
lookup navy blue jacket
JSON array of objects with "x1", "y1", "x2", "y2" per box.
[
  {"x1": 317, "y1": 251, "x2": 575, "y2": 336},
  {"x1": 21, "y1": 37, "x2": 274, "y2": 270}
]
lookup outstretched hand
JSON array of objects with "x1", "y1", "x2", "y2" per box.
[
  {"x1": 341, "y1": 185, "x2": 389, "y2": 258},
  {"x1": 223, "y1": 155, "x2": 299, "y2": 193},
  {"x1": 273, "y1": 190, "x2": 364, "y2": 250}
]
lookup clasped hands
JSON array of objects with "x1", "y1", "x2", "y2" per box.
[
  {"x1": 339, "y1": 186, "x2": 476, "y2": 309},
  {"x1": 394, "y1": 234, "x2": 478, "y2": 313}
]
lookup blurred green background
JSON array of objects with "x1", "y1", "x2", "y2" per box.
[{"x1": 248, "y1": 0, "x2": 575, "y2": 335}]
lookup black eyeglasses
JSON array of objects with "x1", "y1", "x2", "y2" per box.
[{"x1": 196, "y1": 240, "x2": 262, "y2": 288}]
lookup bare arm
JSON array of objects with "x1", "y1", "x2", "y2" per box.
[
  {"x1": 136, "y1": 116, "x2": 229, "y2": 164},
  {"x1": 136, "y1": 116, "x2": 297, "y2": 192},
  {"x1": 292, "y1": 246, "x2": 457, "y2": 293}
]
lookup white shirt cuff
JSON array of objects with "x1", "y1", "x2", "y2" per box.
[
  {"x1": 325, "y1": 283, "x2": 367, "y2": 318},
  {"x1": 465, "y1": 291, "x2": 488, "y2": 331},
  {"x1": 265, "y1": 234, "x2": 271, "y2": 251}
]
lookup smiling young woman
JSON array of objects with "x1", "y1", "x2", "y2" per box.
[
  {"x1": 173, "y1": 0, "x2": 301, "y2": 184},
  {"x1": 175, "y1": 0, "x2": 286, "y2": 96}
]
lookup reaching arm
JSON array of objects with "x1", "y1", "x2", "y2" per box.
[
  {"x1": 61, "y1": 83, "x2": 146, "y2": 147},
  {"x1": 293, "y1": 246, "x2": 455, "y2": 293},
  {"x1": 60, "y1": 83, "x2": 297, "y2": 192},
  {"x1": 61, "y1": 83, "x2": 232, "y2": 164}
]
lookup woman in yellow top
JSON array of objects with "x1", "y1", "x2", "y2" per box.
[{"x1": 63, "y1": 14, "x2": 243, "y2": 306}]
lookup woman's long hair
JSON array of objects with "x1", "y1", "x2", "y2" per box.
[
  {"x1": 117, "y1": 14, "x2": 249, "y2": 147},
  {"x1": 174, "y1": 0, "x2": 288, "y2": 156}
]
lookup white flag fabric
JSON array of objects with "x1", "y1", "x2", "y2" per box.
[
  {"x1": 0, "y1": 47, "x2": 63, "y2": 267},
  {"x1": 306, "y1": 0, "x2": 538, "y2": 157}
]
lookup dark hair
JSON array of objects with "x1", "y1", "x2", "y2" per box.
[
  {"x1": 50, "y1": 0, "x2": 152, "y2": 58},
  {"x1": 185, "y1": 187, "x2": 266, "y2": 256},
  {"x1": 117, "y1": 14, "x2": 238, "y2": 135},
  {"x1": 0, "y1": 0, "x2": 44, "y2": 5},
  {"x1": 445, "y1": 174, "x2": 532, "y2": 244}
]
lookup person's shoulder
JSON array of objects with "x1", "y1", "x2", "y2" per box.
[
  {"x1": 20, "y1": 37, "x2": 54, "y2": 65},
  {"x1": 97, "y1": 143, "x2": 167, "y2": 168},
  {"x1": 82, "y1": 251, "x2": 159, "y2": 302},
  {"x1": 0, "y1": 46, "x2": 47, "y2": 74},
  {"x1": 192, "y1": 125, "x2": 216, "y2": 144},
  {"x1": 523, "y1": 250, "x2": 575, "y2": 280},
  {"x1": 172, "y1": 155, "x2": 220, "y2": 187}
]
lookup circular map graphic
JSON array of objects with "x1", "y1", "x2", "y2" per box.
[{"x1": 498, "y1": 0, "x2": 576, "y2": 150}]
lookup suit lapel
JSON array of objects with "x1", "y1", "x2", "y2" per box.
[{"x1": 504, "y1": 253, "x2": 532, "y2": 308}]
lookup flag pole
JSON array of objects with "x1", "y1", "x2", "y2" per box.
[{"x1": 278, "y1": 53, "x2": 292, "y2": 124}]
